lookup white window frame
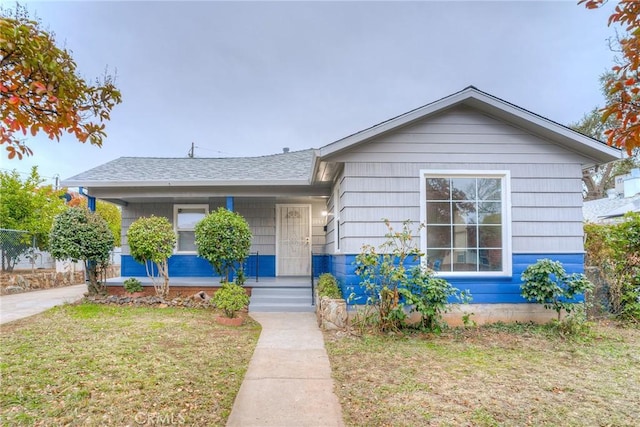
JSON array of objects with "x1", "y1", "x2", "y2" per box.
[
  {"x1": 419, "y1": 169, "x2": 512, "y2": 277},
  {"x1": 173, "y1": 204, "x2": 209, "y2": 254}
]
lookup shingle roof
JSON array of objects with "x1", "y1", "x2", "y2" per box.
[
  {"x1": 63, "y1": 149, "x2": 315, "y2": 186},
  {"x1": 583, "y1": 194, "x2": 640, "y2": 222}
]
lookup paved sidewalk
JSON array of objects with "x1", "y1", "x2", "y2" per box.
[
  {"x1": 227, "y1": 312, "x2": 344, "y2": 427},
  {"x1": 0, "y1": 284, "x2": 87, "y2": 325}
]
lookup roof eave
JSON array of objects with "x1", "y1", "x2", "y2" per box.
[{"x1": 61, "y1": 179, "x2": 312, "y2": 188}]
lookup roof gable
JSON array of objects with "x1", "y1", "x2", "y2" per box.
[{"x1": 318, "y1": 86, "x2": 621, "y2": 167}]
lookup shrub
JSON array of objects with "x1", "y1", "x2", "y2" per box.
[
  {"x1": 400, "y1": 265, "x2": 471, "y2": 333},
  {"x1": 49, "y1": 207, "x2": 114, "y2": 295},
  {"x1": 213, "y1": 282, "x2": 249, "y2": 318},
  {"x1": 127, "y1": 216, "x2": 176, "y2": 298},
  {"x1": 123, "y1": 278, "x2": 143, "y2": 294},
  {"x1": 194, "y1": 208, "x2": 252, "y2": 282},
  {"x1": 354, "y1": 220, "x2": 470, "y2": 333},
  {"x1": 317, "y1": 273, "x2": 342, "y2": 299},
  {"x1": 584, "y1": 215, "x2": 640, "y2": 322},
  {"x1": 521, "y1": 259, "x2": 593, "y2": 321}
]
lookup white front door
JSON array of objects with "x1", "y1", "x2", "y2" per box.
[{"x1": 276, "y1": 204, "x2": 311, "y2": 276}]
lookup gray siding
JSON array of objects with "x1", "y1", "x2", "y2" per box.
[
  {"x1": 121, "y1": 203, "x2": 174, "y2": 255},
  {"x1": 325, "y1": 106, "x2": 590, "y2": 255}
]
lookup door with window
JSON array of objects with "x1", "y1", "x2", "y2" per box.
[{"x1": 276, "y1": 205, "x2": 311, "y2": 276}]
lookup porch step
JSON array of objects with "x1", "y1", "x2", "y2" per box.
[{"x1": 249, "y1": 287, "x2": 314, "y2": 313}]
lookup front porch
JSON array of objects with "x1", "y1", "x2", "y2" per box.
[{"x1": 105, "y1": 276, "x2": 316, "y2": 312}]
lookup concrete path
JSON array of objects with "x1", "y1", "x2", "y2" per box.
[
  {"x1": 0, "y1": 284, "x2": 87, "y2": 325},
  {"x1": 227, "y1": 312, "x2": 344, "y2": 427}
]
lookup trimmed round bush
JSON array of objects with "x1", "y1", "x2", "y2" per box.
[
  {"x1": 194, "y1": 208, "x2": 252, "y2": 282},
  {"x1": 127, "y1": 215, "x2": 176, "y2": 298},
  {"x1": 49, "y1": 207, "x2": 114, "y2": 295}
]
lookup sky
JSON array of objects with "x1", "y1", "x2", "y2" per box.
[{"x1": 1, "y1": 0, "x2": 620, "y2": 187}]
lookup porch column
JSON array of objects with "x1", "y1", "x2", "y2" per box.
[
  {"x1": 226, "y1": 196, "x2": 234, "y2": 211},
  {"x1": 79, "y1": 187, "x2": 96, "y2": 212}
]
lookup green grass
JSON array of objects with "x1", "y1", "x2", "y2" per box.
[
  {"x1": 1, "y1": 303, "x2": 260, "y2": 426},
  {"x1": 325, "y1": 322, "x2": 640, "y2": 426}
]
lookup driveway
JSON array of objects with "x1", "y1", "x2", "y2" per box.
[{"x1": 0, "y1": 284, "x2": 87, "y2": 325}]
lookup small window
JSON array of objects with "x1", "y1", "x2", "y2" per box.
[
  {"x1": 421, "y1": 171, "x2": 511, "y2": 276},
  {"x1": 174, "y1": 205, "x2": 208, "y2": 252}
]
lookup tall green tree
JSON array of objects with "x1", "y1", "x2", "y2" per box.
[
  {"x1": 0, "y1": 166, "x2": 66, "y2": 270},
  {"x1": 0, "y1": 4, "x2": 121, "y2": 159}
]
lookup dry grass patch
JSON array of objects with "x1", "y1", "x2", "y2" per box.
[
  {"x1": 0, "y1": 303, "x2": 260, "y2": 426},
  {"x1": 325, "y1": 322, "x2": 640, "y2": 427}
]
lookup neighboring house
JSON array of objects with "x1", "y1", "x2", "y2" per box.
[
  {"x1": 63, "y1": 86, "x2": 620, "y2": 320},
  {"x1": 583, "y1": 169, "x2": 640, "y2": 223}
]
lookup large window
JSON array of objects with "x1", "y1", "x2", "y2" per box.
[
  {"x1": 420, "y1": 171, "x2": 511, "y2": 276},
  {"x1": 174, "y1": 205, "x2": 208, "y2": 252}
]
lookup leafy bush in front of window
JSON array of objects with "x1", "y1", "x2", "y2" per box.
[
  {"x1": 520, "y1": 258, "x2": 593, "y2": 322},
  {"x1": 354, "y1": 219, "x2": 471, "y2": 333},
  {"x1": 400, "y1": 265, "x2": 471, "y2": 333},
  {"x1": 49, "y1": 207, "x2": 114, "y2": 295},
  {"x1": 127, "y1": 215, "x2": 176, "y2": 298},
  {"x1": 194, "y1": 208, "x2": 252, "y2": 283},
  {"x1": 317, "y1": 273, "x2": 342, "y2": 299}
]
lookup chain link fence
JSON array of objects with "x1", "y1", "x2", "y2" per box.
[{"x1": 0, "y1": 228, "x2": 37, "y2": 272}]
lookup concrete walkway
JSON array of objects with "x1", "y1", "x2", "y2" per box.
[
  {"x1": 0, "y1": 284, "x2": 87, "y2": 325},
  {"x1": 227, "y1": 312, "x2": 344, "y2": 427}
]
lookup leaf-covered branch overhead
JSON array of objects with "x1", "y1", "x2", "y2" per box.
[
  {"x1": 581, "y1": 0, "x2": 640, "y2": 154},
  {"x1": 0, "y1": 4, "x2": 121, "y2": 159}
]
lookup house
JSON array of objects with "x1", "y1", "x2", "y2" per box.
[
  {"x1": 63, "y1": 86, "x2": 620, "y2": 322},
  {"x1": 583, "y1": 169, "x2": 640, "y2": 223}
]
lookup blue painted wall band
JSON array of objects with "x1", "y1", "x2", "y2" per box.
[{"x1": 121, "y1": 252, "x2": 585, "y2": 305}]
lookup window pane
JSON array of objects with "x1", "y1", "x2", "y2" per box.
[
  {"x1": 426, "y1": 178, "x2": 450, "y2": 200},
  {"x1": 452, "y1": 201, "x2": 476, "y2": 224},
  {"x1": 451, "y1": 178, "x2": 476, "y2": 201},
  {"x1": 478, "y1": 178, "x2": 501, "y2": 200},
  {"x1": 480, "y1": 249, "x2": 502, "y2": 271},
  {"x1": 177, "y1": 231, "x2": 197, "y2": 252},
  {"x1": 452, "y1": 249, "x2": 477, "y2": 271},
  {"x1": 478, "y1": 202, "x2": 501, "y2": 224},
  {"x1": 427, "y1": 202, "x2": 451, "y2": 224},
  {"x1": 426, "y1": 225, "x2": 451, "y2": 247},
  {"x1": 453, "y1": 224, "x2": 476, "y2": 248},
  {"x1": 479, "y1": 226, "x2": 501, "y2": 248},
  {"x1": 177, "y1": 208, "x2": 206, "y2": 229},
  {"x1": 427, "y1": 249, "x2": 450, "y2": 272}
]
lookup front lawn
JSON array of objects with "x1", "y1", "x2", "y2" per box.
[
  {"x1": 0, "y1": 303, "x2": 260, "y2": 426},
  {"x1": 325, "y1": 323, "x2": 640, "y2": 426}
]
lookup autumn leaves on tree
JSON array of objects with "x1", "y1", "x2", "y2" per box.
[
  {"x1": 582, "y1": 0, "x2": 640, "y2": 154},
  {"x1": 0, "y1": 5, "x2": 121, "y2": 159}
]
